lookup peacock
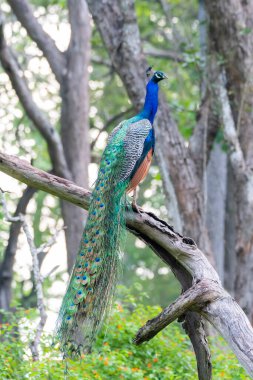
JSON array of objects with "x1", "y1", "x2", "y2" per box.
[{"x1": 55, "y1": 69, "x2": 167, "y2": 356}]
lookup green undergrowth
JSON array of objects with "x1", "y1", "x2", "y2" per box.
[{"x1": 0, "y1": 289, "x2": 250, "y2": 380}]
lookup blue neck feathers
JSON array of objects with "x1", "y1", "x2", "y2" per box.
[{"x1": 138, "y1": 80, "x2": 159, "y2": 124}]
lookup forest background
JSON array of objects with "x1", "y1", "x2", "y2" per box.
[{"x1": 1, "y1": 0, "x2": 253, "y2": 379}]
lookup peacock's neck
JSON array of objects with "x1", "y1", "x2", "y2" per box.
[{"x1": 139, "y1": 80, "x2": 159, "y2": 125}]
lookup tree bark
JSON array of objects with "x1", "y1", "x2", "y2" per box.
[
  {"x1": 206, "y1": 144, "x2": 227, "y2": 282},
  {"x1": 60, "y1": 0, "x2": 91, "y2": 270},
  {"x1": 206, "y1": 0, "x2": 253, "y2": 321},
  {"x1": 224, "y1": 161, "x2": 237, "y2": 295}
]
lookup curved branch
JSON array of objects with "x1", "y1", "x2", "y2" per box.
[
  {"x1": 134, "y1": 279, "x2": 221, "y2": 345},
  {"x1": 0, "y1": 153, "x2": 90, "y2": 209},
  {"x1": 0, "y1": 151, "x2": 253, "y2": 376},
  {"x1": 7, "y1": 0, "x2": 66, "y2": 83}
]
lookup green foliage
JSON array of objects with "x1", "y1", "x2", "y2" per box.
[{"x1": 0, "y1": 290, "x2": 250, "y2": 380}]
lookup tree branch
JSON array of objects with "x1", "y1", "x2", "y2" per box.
[
  {"x1": 134, "y1": 279, "x2": 221, "y2": 345},
  {"x1": 218, "y1": 73, "x2": 245, "y2": 177},
  {"x1": 0, "y1": 15, "x2": 71, "y2": 179},
  {"x1": 0, "y1": 153, "x2": 90, "y2": 210},
  {"x1": 143, "y1": 45, "x2": 185, "y2": 62},
  {"x1": 21, "y1": 218, "x2": 47, "y2": 361},
  {"x1": 91, "y1": 107, "x2": 134, "y2": 150},
  {"x1": 1, "y1": 151, "x2": 253, "y2": 376},
  {"x1": 0, "y1": 186, "x2": 36, "y2": 312},
  {"x1": 6, "y1": 0, "x2": 66, "y2": 83}
]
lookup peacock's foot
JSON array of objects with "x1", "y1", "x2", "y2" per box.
[{"x1": 131, "y1": 199, "x2": 143, "y2": 214}]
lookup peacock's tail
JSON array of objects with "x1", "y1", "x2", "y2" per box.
[{"x1": 55, "y1": 123, "x2": 129, "y2": 356}]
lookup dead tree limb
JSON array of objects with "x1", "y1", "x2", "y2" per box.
[
  {"x1": 134, "y1": 279, "x2": 222, "y2": 345},
  {"x1": 0, "y1": 152, "x2": 253, "y2": 376}
]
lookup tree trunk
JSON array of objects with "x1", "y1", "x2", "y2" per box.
[
  {"x1": 60, "y1": 0, "x2": 91, "y2": 270},
  {"x1": 206, "y1": 143, "x2": 227, "y2": 283},
  {"x1": 224, "y1": 161, "x2": 237, "y2": 295},
  {"x1": 206, "y1": 0, "x2": 253, "y2": 321}
]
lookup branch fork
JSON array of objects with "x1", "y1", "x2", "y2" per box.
[{"x1": 134, "y1": 279, "x2": 222, "y2": 345}]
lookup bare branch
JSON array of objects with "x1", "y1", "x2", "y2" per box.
[
  {"x1": 134, "y1": 279, "x2": 221, "y2": 345},
  {"x1": 143, "y1": 45, "x2": 185, "y2": 62},
  {"x1": 0, "y1": 191, "x2": 21, "y2": 223},
  {"x1": 37, "y1": 226, "x2": 65, "y2": 255},
  {"x1": 0, "y1": 187, "x2": 36, "y2": 312},
  {"x1": 41, "y1": 265, "x2": 60, "y2": 282},
  {"x1": 218, "y1": 73, "x2": 245, "y2": 176},
  {"x1": 91, "y1": 107, "x2": 134, "y2": 150},
  {"x1": 0, "y1": 153, "x2": 90, "y2": 209},
  {"x1": 1, "y1": 152, "x2": 253, "y2": 376},
  {"x1": 7, "y1": 0, "x2": 66, "y2": 83},
  {"x1": 22, "y1": 219, "x2": 47, "y2": 361},
  {"x1": 0, "y1": 15, "x2": 71, "y2": 179}
]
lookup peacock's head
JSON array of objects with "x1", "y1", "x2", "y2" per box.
[
  {"x1": 151, "y1": 71, "x2": 167, "y2": 83},
  {"x1": 146, "y1": 67, "x2": 167, "y2": 83}
]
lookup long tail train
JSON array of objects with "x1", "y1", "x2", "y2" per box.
[{"x1": 55, "y1": 127, "x2": 128, "y2": 356}]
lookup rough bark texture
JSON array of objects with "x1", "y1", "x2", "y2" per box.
[
  {"x1": 224, "y1": 162, "x2": 237, "y2": 295},
  {"x1": 1, "y1": 153, "x2": 253, "y2": 377},
  {"x1": 206, "y1": 144, "x2": 227, "y2": 282},
  {"x1": 60, "y1": 0, "x2": 91, "y2": 269},
  {"x1": 206, "y1": 0, "x2": 253, "y2": 321}
]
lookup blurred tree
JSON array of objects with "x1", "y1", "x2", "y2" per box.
[{"x1": 206, "y1": 0, "x2": 253, "y2": 322}]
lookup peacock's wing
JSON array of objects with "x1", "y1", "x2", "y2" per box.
[{"x1": 118, "y1": 118, "x2": 153, "y2": 183}]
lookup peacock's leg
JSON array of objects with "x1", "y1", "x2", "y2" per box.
[{"x1": 132, "y1": 188, "x2": 142, "y2": 213}]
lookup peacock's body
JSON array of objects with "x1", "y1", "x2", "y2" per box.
[{"x1": 55, "y1": 71, "x2": 167, "y2": 356}]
